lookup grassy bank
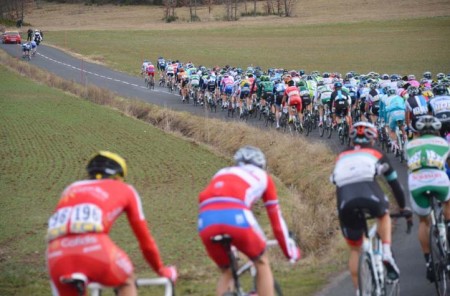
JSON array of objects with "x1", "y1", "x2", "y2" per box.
[
  {"x1": 0, "y1": 50, "x2": 346, "y2": 295},
  {"x1": 44, "y1": 17, "x2": 450, "y2": 77}
]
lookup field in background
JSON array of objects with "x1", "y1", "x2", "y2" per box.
[
  {"x1": 44, "y1": 17, "x2": 450, "y2": 77},
  {"x1": 0, "y1": 55, "x2": 346, "y2": 295}
]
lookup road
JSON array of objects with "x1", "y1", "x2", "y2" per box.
[{"x1": 0, "y1": 43, "x2": 436, "y2": 296}]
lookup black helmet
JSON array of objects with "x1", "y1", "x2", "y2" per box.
[
  {"x1": 433, "y1": 84, "x2": 448, "y2": 96},
  {"x1": 334, "y1": 82, "x2": 342, "y2": 88},
  {"x1": 86, "y1": 151, "x2": 127, "y2": 179}
]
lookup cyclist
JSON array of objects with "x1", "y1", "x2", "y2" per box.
[
  {"x1": 282, "y1": 80, "x2": 303, "y2": 124},
  {"x1": 145, "y1": 62, "x2": 156, "y2": 86},
  {"x1": 405, "y1": 116, "x2": 450, "y2": 282},
  {"x1": 141, "y1": 60, "x2": 150, "y2": 77},
  {"x1": 21, "y1": 42, "x2": 31, "y2": 59},
  {"x1": 258, "y1": 75, "x2": 274, "y2": 115},
  {"x1": 46, "y1": 151, "x2": 177, "y2": 296},
  {"x1": 405, "y1": 86, "x2": 429, "y2": 137},
  {"x1": 274, "y1": 78, "x2": 286, "y2": 129},
  {"x1": 364, "y1": 82, "x2": 381, "y2": 124},
  {"x1": 330, "y1": 122, "x2": 410, "y2": 294},
  {"x1": 157, "y1": 56, "x2": 165, "y2": 72},
  {"x1": 30, "y1": 39, "x2": 37, "y2": 56},
  {"x1": 384, "y1": 87, "x2": 406, "y2": 152},
  {"x1": 428, "y1": 84, "x2": 450, "y2": 138},
  {"x1": 331, "y1": 81, "x2": 352, "y2": 130},
  {"x1": 198, "y1": 146, "x2": 300, "y2": 296},
  {"x1": 314, "y1": 81, "x2": 333, "y2": 127}
]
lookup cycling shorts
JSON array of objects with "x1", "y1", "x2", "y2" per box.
[
  {"x1": 275, "y1": 94, "x2": 284, "y2": 107},
  {"x1": 147, "y1": 72, "x2": 155, "y2": 77},
  {"x1": 288, "y1": 97, "x2": 302, "y2": 113},
  {"x1": 409, "y1": 169, "x2": 450, "y2": 216},
  {"x1": 224, "y1": 85, "x2": 234, "y2": 95},
  {"x1": 337, "y1": 182, "x2": 389, "y2": 246},
  {"x1": 301, "y1": 95, "x2": 312, "y2": 107},
  {"x1": 240, "y1": 90, "x2": 250, "y2": 100},
  {"x1": 167, "y1": 73, "x2": 174, "y2": 77},
  {"x1": 388, "y1": 110, "x2": 405, "y2": 131},
  {"x1": 334, "y1": 99, "x2": 349, "y2": 117},
  {"x1": 198, "y1": 209, "x2": 266, "y2": 268},
  {"x1": 47, "y1": 234, "x2": 133, "y2": 296}
]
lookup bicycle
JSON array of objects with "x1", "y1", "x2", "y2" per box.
[
  {"x1": 357, "y1": 210, "x2": 412, "y2": 296},
  {"x1": 319, "y1": 104, "x2": 333, "y2": 139},
  {"x1": 288, "y1": 107, "x2": 303, "y2": 136},
  {"x1": 302, "y1": 107, "x2": 313, "y2": 136},
  {"x1": 376, "y1": 119, "x2": 390, "y2": 153},
  {"x1": 206, "y1": 92, "x2": 217, "y2": 113},
  {"x1": 210, "y1": 235, "x2": 283, "y2": 296},
  {"x1": 60, "y1": 273, "x2": 175, "y2": 296},
  {"x1": 146, "y1": 75, "x2": 155, "y2": 90},
  {"x1": 426, "y1": 190, "x2": 450, "y2": 296},
  {"x1": 337, "y1": 117, "x2": 350, "y2": 146},
  {"x1": 393, "y1": 120, "x2": 406, "y2": 163}
]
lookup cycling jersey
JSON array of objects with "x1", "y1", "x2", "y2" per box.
[
  {"x1": 146, "y1": 64, "x2": 155, "y2": 77},
  {"x1": 46, "y1": 179, "x2": 165, "y2": 276},
  {"x1": 406, "y1": 95, "x2": 429, "y2": 130},
  {"x1": 428, "y1": 95, "x2": 450, "y2": 123},
  {"x1": 190, "y1": 74, "x2": 200, "y2": 87},
  {"x1": 331, "y1": 146, "x2": 406, "y2": 244},
  {"x1": 284, "y1": 85, "x2": 302, "y2": 112},
  {"x1": 198, "y1": 164, "x2": 296, "y2": 265},
  {"x1": 166, "y1": 66, "x2": 174, "y2": 75},
  {"x1": 406, "y1": 135, "x2": 450, "y2": 215}
]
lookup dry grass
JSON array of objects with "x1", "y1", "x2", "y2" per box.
[{"x1": 20, "y1": 0, "x2": 450, "y2": 31}]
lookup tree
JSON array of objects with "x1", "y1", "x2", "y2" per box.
[
  {"x1": 0, "y1": 0, "x2": 33, "y2": 21},
  {"x1": 283, "y1": 0, "x2": 296, "y2": 17}
]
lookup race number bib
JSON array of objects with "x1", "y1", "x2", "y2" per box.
[{"x1": 47, "y1": 203, "x2": 104, "y2": 241}]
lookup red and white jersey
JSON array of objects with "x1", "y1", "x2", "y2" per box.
[
  {"x1": 284, "y1": 86, "x2": 301, "y2": 100},
  {"x1": 199, "y1": 165, "x2": 294, "y2": 259},
  {"x1": 47, "y1": 179, "x2": 164, "y2": 271}
]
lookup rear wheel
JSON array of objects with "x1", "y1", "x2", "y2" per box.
[
  {"x1": 358, "y1": 252, "x2": 376, "y2": 296},
  {"x1": 430, "y1": 223, "x2": 449, "y2": 296}
]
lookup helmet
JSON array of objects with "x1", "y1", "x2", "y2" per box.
[
  {"x1": 260, "y1": 75, "x2": 269, "y2": 81},
  {"x1": 382, "y1": 74, "x2": 389, "y2": 80},
  {"x1": 407, "y1": 74, "x2": 416, "y2": 81},
  {"x1": 288, "y1": 80, "x2": 295, "y2": 87},
  {"x1": 233, "y1": 146, "x2": 266, "y2": 169},
  {"x1": 415, "y1": 115, "x2": 442, "y2": 134},
  {"x1": 387, "y1": 87, "x2": 397, "y2": 96},
  {"x1": 349, "y1": 122, "x2": 378, "y2": 145},
  {"x1": 370, "y1": 82, "x2": 378, "y2": 89},
  {"x1": 299, "y1": 69, "x2": 305, "y2": 76},
  {"x1": 345, "y1": 72, "x2": 354, "y2": 79},
  {"x1": 423, "y1": 71, "x2": 432, "y2": 79},
  {"x1": 397, "y1": 80, "x2": 405, "y2": 88},
  {"x1": 317, "y1": 80, "x2": 324, "y2": 86},
  {"x1": 390, "y1": 74, "x2": 400, "y2": 82},
  {"x1": 334, "y1": 82, "x2": 342, "y2": 88},
  {"x1": 86, "y1": 151, "x2": 127, "y2": 179},
  {"x1": 437, "y1": 73, "x2": 445, "y2": 80},
  {"x1": 407, "y1": 86, "x2": 420, "y2": 96},
  {"x1": 433, "y1": 84, "x2": 448, "y2": 96},
  {"x1": 323, "y1": 72, "x2": 330, "y2": 78}
]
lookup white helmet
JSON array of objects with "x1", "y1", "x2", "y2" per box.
[
  {"x1": 233, "y1": 146, "x2": 266, "y2": 169},
  {"x1": 415, "y1": 116, "x2": 442, "y2": 134}
]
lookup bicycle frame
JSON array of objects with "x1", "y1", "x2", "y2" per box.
[{"x1": 88, "y1": 277, "x2": 174, "y2": 296}]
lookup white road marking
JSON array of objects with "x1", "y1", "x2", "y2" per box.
[{"x1": 36, "y1": 52, "x2": 180, "y2": 96}]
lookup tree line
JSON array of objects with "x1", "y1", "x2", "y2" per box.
[{"x1": 0, "y1": 0, "x2": 296, "y2": 25}]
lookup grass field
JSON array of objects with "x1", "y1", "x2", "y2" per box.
[
  {"x1": 43, "y1": 16, "x2": 450, "y2": 79},
  {"x1": 0, "y1": 61, "x2": 347, "y2": 295}
]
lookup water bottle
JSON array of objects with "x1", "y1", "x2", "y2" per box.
[{"x1": 438, "y1": 222, "x2": 447, "y2": 245}]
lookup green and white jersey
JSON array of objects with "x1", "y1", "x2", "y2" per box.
[{"x1": 405, "y1": 135, "x2": 450, "y2": 172}]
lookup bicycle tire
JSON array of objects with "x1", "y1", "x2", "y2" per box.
[
  {"x1": 386, "y1": 279, "x2": 400, "y2": 296},
  {"x1": 358, "y1": 252, "x2": 376, "y2": 296},
  {"x1": 319, "y1": 122, "x2": 325, "y2": 137},
  {"x1": 430, "y1": 222, "x2": 449, "y2": 296}
]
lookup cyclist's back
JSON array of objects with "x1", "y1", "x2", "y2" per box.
[{"x1": 47, "y1": 151, "x2": 176, "y2": 296}]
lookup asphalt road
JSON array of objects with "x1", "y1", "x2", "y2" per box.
[{"x1": 0, "y1": 43, "x2": 436, "y2": 296}]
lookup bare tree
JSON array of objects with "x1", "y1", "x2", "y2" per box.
[
  {"x1": 162, "y1": 0, "x2": 177, "y2": 21},
  {"x1": 283, "y1": 0, "x2": 296, "y2": 17},
  {"x1": 0, "y1": 0, "x2": 33, "y2": 21}
]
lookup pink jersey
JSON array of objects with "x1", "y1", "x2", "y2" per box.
[
  {"x1": 146, "y1": 64, "x2": 155, "y2": 73},
  {"x1": 199, "y1": 165, "x2": 294, "y2": 259},
  {"x1": 221, "y1": 76, "x2": 234, "y2": 87},
  {"x1": 47, "y1": 179, "x2": 164, "y2": 271}
]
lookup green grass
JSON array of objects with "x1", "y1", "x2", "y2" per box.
[
  {"x1": 0, "y1": 64, "x2": 346, "y2": 295},
  {"x1": 46, "y1": 17, "x2": 450, "y2": 77}
]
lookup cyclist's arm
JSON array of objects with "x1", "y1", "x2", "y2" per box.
[
  {"x1": 378, "y1": 154, "x2": 406, "y2": 209},
  {"x1": 263, "y1": 175, "x2": 297, "y2": 260},
  {"x1": 125, "y1": 185, "x2": 164, "y2": 273}
]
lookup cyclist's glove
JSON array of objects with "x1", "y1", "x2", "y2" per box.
[
  {"x1": 287, "y1": 232, "x2": 301, "y2": 263},
  {"x1": 158, "y1": 265, "x2": 178, "y2": 282}
]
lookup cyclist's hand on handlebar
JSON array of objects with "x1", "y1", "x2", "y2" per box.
[
  {"x1": 287, "y1": 232, "x2": 301, "y2": 263},
  {"x1": 158, "y1": 265, "x2": 178, "y2": 283}
]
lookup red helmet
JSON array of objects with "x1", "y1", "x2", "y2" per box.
[{"x1": 350, "y1": 122, "x2": 378, "y2": 144}]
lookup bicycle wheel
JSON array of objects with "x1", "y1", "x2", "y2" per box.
[
  {"x1": 326, "y1": 118, "x2": 333, "y2": 139},
  {"x1": 429, "y1": 223, "x2": 449, "y2": 296},
  {"x1": 386, "y1": 279, "x2": 400, "y2": 296},
  {"x1": 358, "y1": 252, "x2": 376, "y2": 296},
  {"x1": 319, "y1": 121, "x2": 325, "y2": 137}
]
